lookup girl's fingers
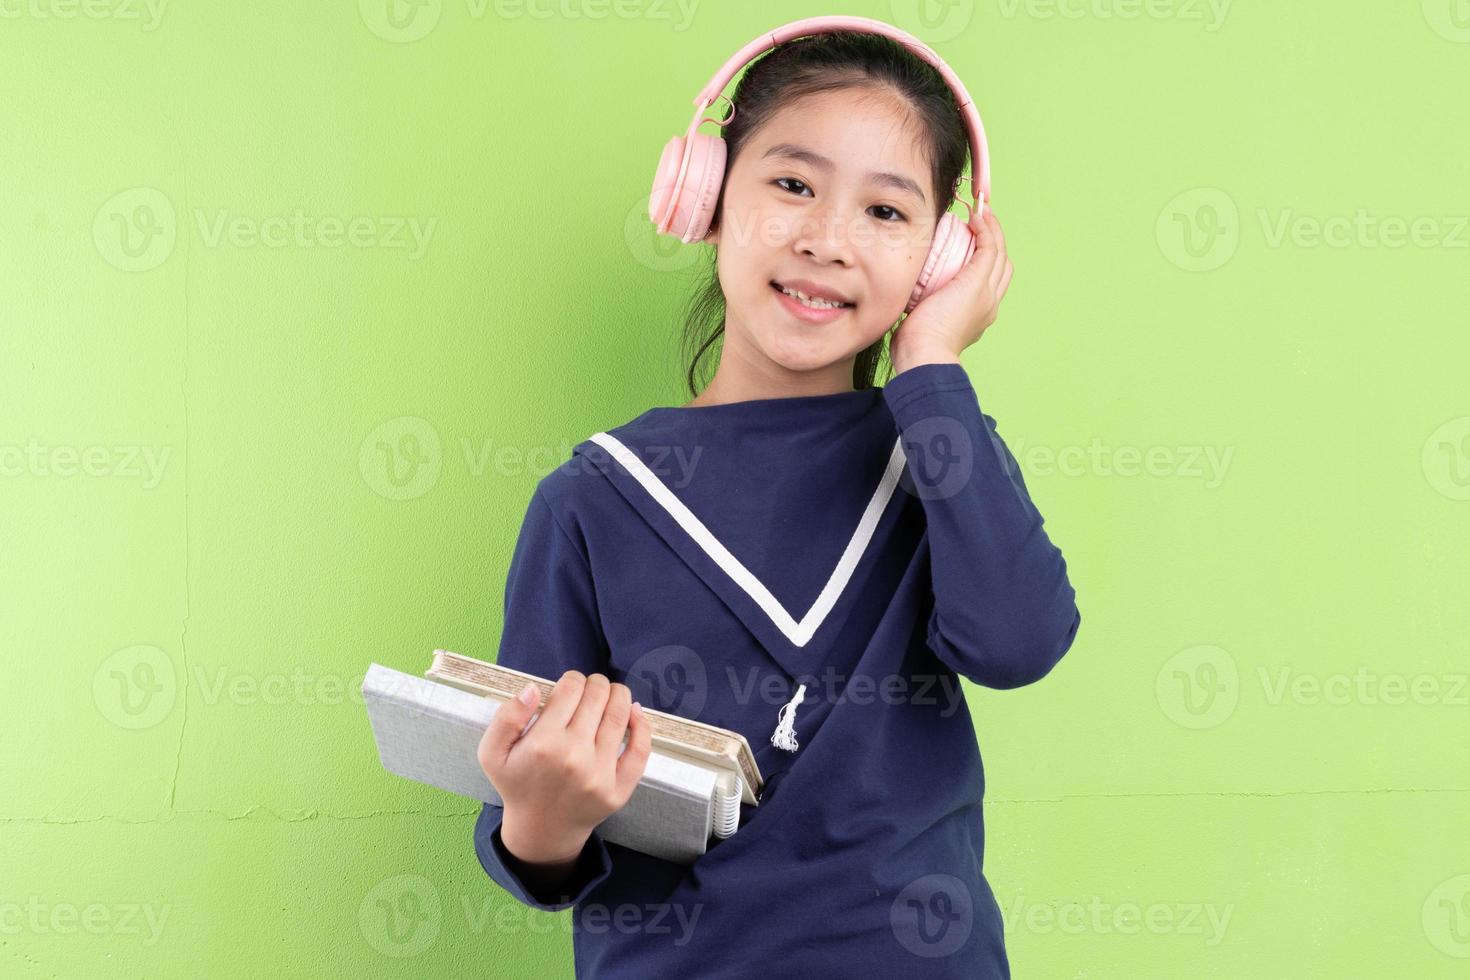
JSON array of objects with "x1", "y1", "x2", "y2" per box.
[
  {"x1": 997, "y1": 259, "x2": 1013, "y2": 300},
  {"x1": 987, "y1": 208, "x2": 1005, "y2": 253},
  {"x1": 959, "y1": 207, "x2": 1008, "y2": 301},
  {"x1": 987, "y1": 211, "x2": 1008, "y2": 296},
  {"x1": 968, "y1": 239, "x2": 1000, "y2": 282},
  {"x1": 614, "y1": 701, "x2": 653, "y2": 800},
  {"x1": 967, "y1": 232, "x2": 997, "y2": 292},
  {"x1": 970, "y1": 208, "x2": 1004, "y2": 271},
  {"x1": 972, "y1": 204, "x2": 1002, "y2": 240},
  {"x1": 989, "y1": 244, "x2": 1008, "y2": 295},
  {"x1": 973, "y1": 210, "x2": 988, "y2": 247}
]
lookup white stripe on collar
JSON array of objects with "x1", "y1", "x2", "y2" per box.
[{"x1": 586, "y1": 432, "x2": 908, "y2": 648}]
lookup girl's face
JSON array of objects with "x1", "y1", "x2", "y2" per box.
[{"x1": 706, "y1": 86, "x2": 939, "y2": 385}]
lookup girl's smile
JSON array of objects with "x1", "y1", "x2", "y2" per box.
[{"x1": 770, "y1": 280, "x2": 857, "y2": 324}]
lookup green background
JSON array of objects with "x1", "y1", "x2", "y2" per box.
[{"x1": 4, "y1": 1, "x2": 1469, "y2": 976}]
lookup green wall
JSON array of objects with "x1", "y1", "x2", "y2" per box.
[{"x1": 3, "y1": 1, "x2": 1469, "y2": 976}]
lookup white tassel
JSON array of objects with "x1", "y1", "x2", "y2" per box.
[{"x1": 770, "y1": 683, "x2": 806, "y2": 752}]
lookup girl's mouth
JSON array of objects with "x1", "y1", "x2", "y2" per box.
[{"x1": 770, "y1": 281, "x2": 855, "y2": 324}]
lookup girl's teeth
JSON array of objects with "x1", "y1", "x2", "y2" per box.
[{"x1": 777, "y1": 284, "x2": 849, "y2": 309}]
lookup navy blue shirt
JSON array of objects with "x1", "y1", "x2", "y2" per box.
[{"x1": 472, "y1": 361, "x2": 1081, "y2": 978}]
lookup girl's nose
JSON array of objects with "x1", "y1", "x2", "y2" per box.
[{"x1": 793, "y1": 207, "x2": 855, "y2": 266}]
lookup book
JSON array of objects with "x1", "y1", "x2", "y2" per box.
[
  {"x1": 361, "y1": 650, "x2": 765, "y2": 865},
  {"x1": 425, "y1": 649, "x2": 763, "y2": 806}
]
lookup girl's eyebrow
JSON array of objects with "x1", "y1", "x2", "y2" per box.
[{"x1": 762, "y1": 142, "x2": 927, "y2": 205}]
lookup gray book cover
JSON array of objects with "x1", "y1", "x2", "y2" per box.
[{"x1": 362, "y1": 662, "x2": 739, "y2": 865}]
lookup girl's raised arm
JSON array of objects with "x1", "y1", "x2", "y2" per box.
[{"x1": 885, "y1": 362, "x2": 1082, "y2": 690}]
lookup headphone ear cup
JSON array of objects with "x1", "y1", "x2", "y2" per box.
[
  {"x1": 905, "y1": 211, "x2": 978, "y2": 312},
  {"x1": 649, "y1": 133, "x2": 726, "y2": 244},
  {"x1": 680, "y1": 133, "x2": 726, "y2": 243},
  {"x1": 649, "y1": 136, "x2": 687, "y2": 232}
]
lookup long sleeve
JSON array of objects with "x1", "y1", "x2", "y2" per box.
[
  {"x1": 472, "y1": 485, "x2": 617, "y2": 911},
  {"x1": 883, "y1": 362, "x2": 1082, "y2": 690}
]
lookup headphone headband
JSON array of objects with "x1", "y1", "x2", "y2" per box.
[{"x1": 685, "y1": 15, "x2": 991, "y2": 211}]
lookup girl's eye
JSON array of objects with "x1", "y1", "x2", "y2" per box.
[
  {"x1": 772, "y1": 178, "x2": 908, "y2": 223},
  {"x1": 773, "y1": 177, "x2": 812, "y2": 197}
]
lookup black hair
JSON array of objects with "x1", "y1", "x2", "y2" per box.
[{"x1": 677, "y1": 29, "x2": 971, "y2": 398}]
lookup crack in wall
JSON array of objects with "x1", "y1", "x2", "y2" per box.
[
  {"x1": 1, "y1": 806, "x2": 482, "y2": 826},
  {"x1": 166, "y1": 126, "x2": 190, "y2": 817}
]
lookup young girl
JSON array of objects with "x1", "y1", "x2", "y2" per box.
[{"x1": 473, "y1": 19, "x2": 1079, "y2": 979}]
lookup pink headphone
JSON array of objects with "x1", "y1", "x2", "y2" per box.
[{"x1": 649, "y1": 14, "x2": 992, "y2": 314}]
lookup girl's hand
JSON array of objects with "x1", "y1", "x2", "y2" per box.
[
  {"x1": 889, "y1": 207, "x2": 1013, "y2": 375},
  {"x1": 478, "y1": 670, "x2": 652, "y2": 864}
]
